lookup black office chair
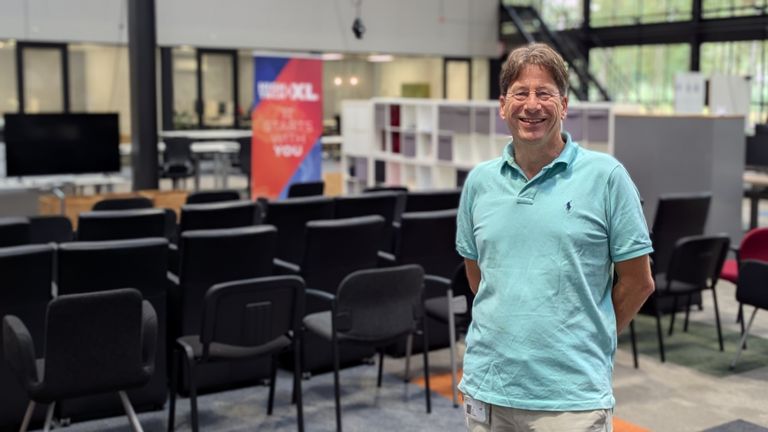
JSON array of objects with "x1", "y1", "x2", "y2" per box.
[
  {"x1": 404, "y1": 189, "x2": 462, "y2": 212},
  {"x1": 77, "y1": 209, "x2": 166, "y2": 241},
  {"x1": 0, "y1": 217, "x2": 30, "y2": 247},
  {"x1": 28, "y1": 215, "x2": 74, "y2": 244},
  {"x1": 92, "y1": 197, "x2": 154, "y2": 211},
  {"x1": 264, "y1": 196, "x2": 335, "y2": 264},
  {"x1": 3, "y1": 288, "x2": 157, "y2": 432},
  {"x1": 170, "y1": 226, "x2": 278, "y2": 394},
  {"x1": 334, "y1": 192, "x2": 401, "y2": 253},
  {"x1": 423, "y1": 262, "x2": 475, "y2": 407},
  {"x1": 161, "y1": 137, "x2": 195, "y2": 190},
  {"x1": 304, "y1": 265, "x2": 431, "y2": 432},
  {"x1": 185, "y1": 189, "x2": 241, "y2": 204},
  {"x1": 730, "y1": 260, "x2": 768, "y2": 369},
  {"x1": 287, "y1": 181, "x2": 325, "y2": 198},
  {"x1": 168, "y1": 276, "x2": 305, "y2": 432},
  {"x1": 178, "y1": 201, "x2": 261, "y2": 234},
  {"x1": 0, "y1": 245, "x2": 54, "y2": 429},
  {"x1": 363, "y1": 185, "x2": 409, "y2": 193},
  {"x1": 648, "y1": 234, "x2": 730, "y2": 362}
]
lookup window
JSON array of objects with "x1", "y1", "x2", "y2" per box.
[
  {"x1": 0, "y1": 40, "x2": 17, "y2": 117},
  {"x1": 590, "y1": 0, "x2": 691, "y2": 27},
  {"x1": 703, "y1": 0, "x2": 768, "y2": 19}
]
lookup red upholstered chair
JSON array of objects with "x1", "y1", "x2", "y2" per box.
[{"x1": 720, "y1": 228, "x2": 768, "y2": 284}]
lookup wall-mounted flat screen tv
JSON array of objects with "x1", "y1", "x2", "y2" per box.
[{"x1": 3, "y1": 113, "x2": 121, "y2": 176}]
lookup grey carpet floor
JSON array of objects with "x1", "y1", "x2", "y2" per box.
[{"x1": 42, "y1": 363, "x2": 465, "y2": 432}]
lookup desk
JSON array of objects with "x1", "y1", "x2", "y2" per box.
[
  {"x1": 160, "y1": 129, "x2": 251, "y2": 140},
  {"x1": 0, "y1": 174, "x2": 129, "y2": 215},
  {"x1": 743, "y1": 171, "x2": 768, "y2": 229},
  {"x1": 190, "y1": 141, "x2": 240, "y2": 190}
]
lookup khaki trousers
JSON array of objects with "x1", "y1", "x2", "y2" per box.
[{"x1": 465, "y1": 404, "x2": 612, "y2": 432}]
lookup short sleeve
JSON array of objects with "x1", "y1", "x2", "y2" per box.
[
  {"x1": 456, "y1": 171, "x2": 479, "y2": 260},
  {"x1": 606, "y1": 165, "x2": 653, "y2": 262}
]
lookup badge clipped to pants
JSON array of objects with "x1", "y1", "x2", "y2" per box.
[{"x1": 464, "y1": 395, "x2": 489, "y2": 425}]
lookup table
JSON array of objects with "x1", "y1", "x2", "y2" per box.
[
  {"x1": 190, "y1": 141, "x2": 240, "y2": 190},
  {"x1": 743, "y1": 171, "x2": 768, "y2": 229},
  {"x1": 160, "y1": 129, "x2": 251, "y2": 140}
]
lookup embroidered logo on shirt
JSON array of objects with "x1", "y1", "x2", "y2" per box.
[{"x1": 565, "y1": 200, "x2": 573, "y2": 213}]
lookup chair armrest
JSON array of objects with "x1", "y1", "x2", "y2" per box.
[
  {"x1": 2, "y1": 316, "x2": 39, "y2": 387},
  {"x1": 167, "y1": 271, "x2": 179, "y2": 285},
  {"x1": 306, "y1": 288, "x2": 335, "y2": 304},
  {"x1": 141, "y1": 301, "x2": 158, "y2": 375},
  {"x1": 273, "y1": 258, "x2": 300, "y2": 275},
  {"x1": 377, "y1": 251, "x2": 396, "y2": 267}
]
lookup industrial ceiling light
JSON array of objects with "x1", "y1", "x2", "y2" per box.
[{"x1": 352, "y1": 0, "x2": 365, "y2": 40}]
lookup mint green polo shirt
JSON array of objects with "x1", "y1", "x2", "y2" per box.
[{"x1": 456, "y1": 132, "x2": 652, "y2": 411}]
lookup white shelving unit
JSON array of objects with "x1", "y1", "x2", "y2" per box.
[{"x1": 341, "y1": 97, "x2": 637, "y2": 194}]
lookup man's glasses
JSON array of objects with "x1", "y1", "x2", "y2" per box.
[{"x1": 507, "y1": 89, "x2": 560, "y2": 102}]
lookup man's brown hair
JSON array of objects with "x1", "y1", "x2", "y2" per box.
[{"x1": 499, "y1": 43, "x2": 569, "y2": 96}]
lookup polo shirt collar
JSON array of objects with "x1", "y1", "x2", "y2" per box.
[{"x1": 501, "y1": 132, "x2": 578, "y2": 176}]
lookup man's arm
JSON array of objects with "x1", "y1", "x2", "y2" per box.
[
  {"x1": 613, "y1": 254, "x2": 654, "y2": 333},
  {"x1": 465, "y1": 259, "x2": 481, "y2": 295}
]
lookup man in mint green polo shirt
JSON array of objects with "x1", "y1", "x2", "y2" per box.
[{"x1": 456, "y1": 43, "x2": 654, "y2": 431}]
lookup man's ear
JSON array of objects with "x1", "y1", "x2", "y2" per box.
[{"x1": 499, "y1": 95, "x2": 507, "y2": 120}]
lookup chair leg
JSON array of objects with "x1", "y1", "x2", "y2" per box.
[
  {"x1": 332, "y1": 337, "x2": 342, "y2": 432},
  {"x1": 168, "y1": 348, "x2": 179, "y2": 432},
  {"x1": 738, "y1": 303, "x2": 748, "y2": 350},
  {"x1": 42, "y1": 402, "x2": 55, "y2": 432},
  {"x1": 447, "y1": 299, "x2": 459, "y2": 407},
  {"x1": 711, "y1": 289, "x2": 725, "y2": 352},
  {"x1": 421, "y1": 325, "x2": 432, "y2": 414},
  {"x1": 403, "y1": 334, "x2": 413, "y2": 382},
  {"x1": 683, "y1": 294, "x2": 693, "y2": 332},
  {"x1": 18, "y1": 400, "x2": 36, "y2": 432},
  {"x1": 377, "y1": 350, "x2": 384, "y2": 388},
  {"x1": 119, "y1": 391, "x2": 145, "y2": 432},
  {"x1": 731, "y1": 308, "x2": 759, "y2": 369},
  {"x1": 183, "y1": 352, "x2": 199, "y2": 432},
  {"x1": 629, "y1": 320, "x2": 639, "y2": 369},
  {"x1": 293, "y1": 339, "x2": 305, "y2": 432},
  {"x1": 267, "y1": 355, "x2": 278, "y2": 415},
  {"x1": 654, "y1": 299, "x2": 666, "y2": 363},
  {"x1": 668, "y1": 296, "x2": 678, "y2": 336}
]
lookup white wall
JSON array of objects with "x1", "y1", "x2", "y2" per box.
[{"x1": 0, "y1": 0, "x2": 498, "y2": 57}]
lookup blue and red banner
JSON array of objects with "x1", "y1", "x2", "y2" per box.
[{"x1": 251, "y1": 55, "x2": 323, "y2": 199}]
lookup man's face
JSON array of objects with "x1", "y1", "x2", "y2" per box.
[{"x1": 499, "y1": 65, "x2": 568, "y2": 148}]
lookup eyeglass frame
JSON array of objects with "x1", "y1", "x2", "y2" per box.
[{"x1": 505, "y1": 88, "x2": 562, "y2": 103}]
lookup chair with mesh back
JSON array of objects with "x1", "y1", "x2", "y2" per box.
[
  {"x1": 287, "y1": 181, "x2": 324, "y2": 198},
  {"x1": 28, "y1": 216, "x2": 73, "y2": 244},
  {"x1": 92, "y1": 197, "x2": 154, "y2": 211},
  {"x1": 648, "y1": 234, "x2": 730, "y2": 362},
  {"x1": 77, "y1": 209, "x2": 166, "y2": 241},
  {"x1": 303, "y1": 265, "x2": 430, "y2": 432},
  {"x1": 168, "y1": 276, "x2": 305, "y2": 432},
  {"x1": 404, "y1": 189, "x2": 462, "y2": 213},
  {"x1": 185, "y1": 189, "x2": 241, "y2": 204},
  {"x1": 264, "y1": 196, "x2": 335, "y2": 265},
  {"x1": 730, "y1": 260, "x2": 768, "y2": 368},
  {"x1": 0, "y1": 244, "x2": 54, "y2": 429},
  {"x1": 2, "y1": 288, "x2": 157, "y2": 432},
  {"x1": 161, "y1": 137, "x2": 195, "y2": 190},
  {"x1": 0, "y1": 217, "x2": 30, "y2": 247}
]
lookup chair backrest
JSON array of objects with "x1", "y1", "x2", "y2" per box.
[
  {"x1": 237, "y1": 136, "x2": 251, "y2": 176},
  {"x1": 651, "y1": 192, "x2": 711, "y2": 275},
  {"x1": 0, "y1": 244, "x2": 54, "y2": 353},
  {"x1": 396, "y1": 209, "x2": 462, "y2": 278},
  {"x1": 665, "y1": 234, "x2": 730, "y2": 288},
  {"x1": 178, "y1": 225, "x2": 277, "y2": 335},
  {"x1": 451, "y1": 262, "x2": 475, "y2": 324},
  {"x1": 77, "y1": 209, "x2": 166, "y2": 241},
  {"x1": 301, "y1": 216, "x2": 384, "y2": 302},
  {"x1": 739, "y1": 227, "x2": 768, "y2": 263},
  {"x1": 200, "y1": 276, "x2": 305, "y2": 359},
  {"x1": 28, "y1": 215, "x2": 74, "y2": 244},
  {"x1": 287, "y1": 181, "x2": 324, "y2": 198},
  {"x1": 737, "y1": 260, "x2": 768, "y2": 310},
  {"x1": 0, "y1": 217, "x2": 30, "y2": 247},
  {"x1": 57, "y1": 238, "x2": 169, "y2": 297},
  {"x1": 179, "y1": 200, "x2": 260, "y2": 233},
  {"x1": 163, "y1": 137, "x2": 193, "y2": 163},
  {"x1": 264, "y1": 196, "x2": 335, "y2": 263},
  {"x1": 405, "y1": 189, "x2": 462, "y2": 213},
  {"x1": 185, "y1": 189, "x2": 241, "y2": 204},
  {"x1": 334, "y1": 192, "x2": 400, "y2": 252},
  {"x1": 39, "y1": 288, "x2": 150, "y2": 400},
  {"x1": 364, "y1": 185, "x2": 409, "y2": 193},
  {"x1": 92, "y1": 197, "x2": 154, "y2": 211},
  {"x1": 335, "y1": 265, "x2": 424, "y2": 341}
]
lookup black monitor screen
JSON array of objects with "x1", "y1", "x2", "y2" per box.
[{"x1": 4, "y1": 113, "x2": 120, "y2": 176}]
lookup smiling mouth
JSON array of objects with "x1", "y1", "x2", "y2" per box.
[{"x1": 520, "y1": 118, "x2": 546, "y2": 124}]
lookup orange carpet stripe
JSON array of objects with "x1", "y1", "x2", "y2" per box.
[{"x1": 412, "y1": 370, "x2": 649, "y2": 432}]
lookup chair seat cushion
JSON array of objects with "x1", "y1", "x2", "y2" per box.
[
  {"x1": 719, "y1": 258, "x2": 738, "y2": 283},
  {"x1": 654, "y1": 273, "x2": 701, "y2": 295},
  {"x1": 177, "y1": 335, "x2": 290, "y2": 361},
  {"x1": 304, "y1": 311, "x2": 407, "y2": 344},
  {"x1": 424, "y1": 297, "x2": 450, "y2": 322}
]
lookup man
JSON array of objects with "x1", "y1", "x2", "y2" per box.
[{"x1": 456, "y1": 43, "x2": 654, "y2": 431}]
